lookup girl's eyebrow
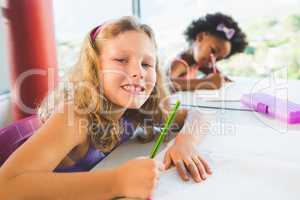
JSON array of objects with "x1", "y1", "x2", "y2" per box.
[
  {"x1": 112, "y1": 49, "x2": 155, "y2": 61},
  {"x1": 144, "y1": 54, "x2": 156, "y2": 63}
]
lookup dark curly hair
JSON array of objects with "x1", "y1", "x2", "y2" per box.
[{"x1": 184, "y1": 12, "x2": 248, "y2": 57}]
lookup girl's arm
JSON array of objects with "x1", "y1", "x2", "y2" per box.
[
  {"x1": 0, "y1": 104, "x2": 118, "y2": 200},
  {"x1": 171, "y1": 75, "x2": 222, "y2": 91},
  {"x1": 174, "y1": 108, "x2": 213, "y2": 146},
  {"x1": 0, "y1": 170, "x2": 118, "y2": 200},
  {"x1": 169, "y1": 61, "x2": 222, "y2": 91},
  {"x1": 201, "y1": 67, "x2": 232, "y2": 83}
]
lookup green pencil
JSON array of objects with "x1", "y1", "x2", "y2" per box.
[{"x1": 150, "y1": 100, "x2": 181, "y2": 158}]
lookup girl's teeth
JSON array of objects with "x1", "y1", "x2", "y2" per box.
[
  {"x1": 135, "y1": 87, "x2": 141, "y2": 92},
  {"x1": 123, "y1": 85, "x2": 142, "y2": 93}
]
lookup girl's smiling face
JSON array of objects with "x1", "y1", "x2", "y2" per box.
[
  {"x1": 192, "y1": 32, "x2": 231, "y2": 67},
  {"x1": 98, "y1": 30, "x2": 157, "y2": 109}
]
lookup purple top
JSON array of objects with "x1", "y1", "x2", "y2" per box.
[
  {"x1": 55, "y1": 117, "x2": 135, "y2": 172},
  {"x1": 0, "y1": 116, "x2": 135, "y2": 172},
  {"x1": 0, "y1": 115, "x2": 41, "y2": 166}
]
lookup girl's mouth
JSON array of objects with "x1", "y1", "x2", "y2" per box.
[{"x1": 121, "y1": 84, "x2": 145, "y2": 95}]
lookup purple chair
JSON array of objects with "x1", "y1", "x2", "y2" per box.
[{"x1": 0, "y1": 115, "x2": 41, "y2": 166}]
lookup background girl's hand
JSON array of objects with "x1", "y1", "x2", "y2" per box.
[
  {"x1": 114, "y1": 158, "x2": 163, "y2": 199},
  {"x1": 206, "y1": 73, "x2": 222, "y2": 89},
  {"x1": 163, "y1": 142, "x2": 212, "y2": 183}
]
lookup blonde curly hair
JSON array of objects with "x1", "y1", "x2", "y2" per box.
[{"x1": 38, "y1": 16, "x2": 170, "y2": 152}]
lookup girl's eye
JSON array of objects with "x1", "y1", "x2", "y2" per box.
[
  {"x1": 142, "y1": 63, "x2": 153, "y2": 68},
  {"x1": 115, "y1": 58, "x2": 127, "y2": 64}
]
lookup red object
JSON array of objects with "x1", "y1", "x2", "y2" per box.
[{"x1": 1, "y1": 0, "x2": 58, "y2": 120}]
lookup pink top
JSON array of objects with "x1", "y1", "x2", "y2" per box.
[
  {"x1": 171, "y1": 52, "x2": 221, "y2": 80},
  {"x1": 173, "y1": 58, "x2": 200, "y2": 79}
]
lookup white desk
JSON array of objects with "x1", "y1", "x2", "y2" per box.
[{"x1": 93, "y1": 77, "x2": 300, "y2": 200}]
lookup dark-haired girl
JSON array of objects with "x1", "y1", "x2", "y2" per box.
[{"x1": 169, "y1": 13, "x2": 248, "y2": 91}]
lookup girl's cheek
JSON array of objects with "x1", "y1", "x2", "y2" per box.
[
  {"x1": 145, "y1": 72, "x2": 156, "y2": 91},
  {"x1": 193, "y1": 45, "x2": 202, "y2": 62},
  {"x1": 148, "y1": 70, "x2": 156, "y2": 83}
]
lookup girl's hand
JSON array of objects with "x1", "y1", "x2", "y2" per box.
[
  {"x1": 206, "y1": 73, "x2": 222, "y2": 89},
  {"x1": 114, "y1": 158, "x2": 163, "y2": 199},
  {"x1": 163, "y1": 142, "x2": 212, "y2": 183}
]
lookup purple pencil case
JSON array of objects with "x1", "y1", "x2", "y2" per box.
[{"x1": 241, "y1": 93, "x2": 300, "y2": 124}]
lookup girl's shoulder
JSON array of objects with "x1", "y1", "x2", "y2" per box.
[
  {"x1": 44, "y1": 102, "x2": 89, "y2": 145},
  {"x1": 168, "y1": 49, "x2": 195, "y2": 75},
  {"x1": 174, "y1": 49, "x2": 195, "y2": 67}
]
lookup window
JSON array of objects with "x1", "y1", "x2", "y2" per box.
[
  {"x1": 0, "y1": 13, "x2": 10, "y2": 94},
  {"x1": 53, "y1": 0, "x2": 133, "y2": 76},
  {"x1": 141, "y1": 0, "x2": 300, "y2": 79}
]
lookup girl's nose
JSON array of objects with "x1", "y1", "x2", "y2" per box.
[
  {"x1": 130, "y1": 63, "x2": 144, "y2": 79},
  {"x1": 132, "y1": 73, "x2": 143, "y2": 79}
]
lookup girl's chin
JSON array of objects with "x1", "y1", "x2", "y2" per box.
[
  {"x1": 113, "y1": 95, "x2": 148, "y2": 109},
  {"x1": 126, "y1": 104, "x2": 143, "y2": 109},
  {"x1": 122, "y1": 98, "x2": 148, "y2": 109}
]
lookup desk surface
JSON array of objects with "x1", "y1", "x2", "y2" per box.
[{"x1": 92, "y1": 77, "x2": 300, "y2": 200}]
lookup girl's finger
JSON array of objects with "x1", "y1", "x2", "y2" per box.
[
  {"x1": 198, "y1": 155, "x2": 213, "y2": 174},
  {"x1": 184, "y1": 159, "x2": 201, "y2": 183},
  {"x1": 175, "y1": 160, "x2": 189, "y2": 181},
  {"x1": 163, "y1": 153, "x2": 172, "y2": 170},
  {"x1": 192, "y1": 155, "x2": 207, "y2": 180}
]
